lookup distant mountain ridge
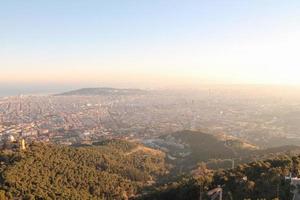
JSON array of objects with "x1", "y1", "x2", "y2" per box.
[{"x1": 57, "y1": 87, "x2": 148, "y2": 96}]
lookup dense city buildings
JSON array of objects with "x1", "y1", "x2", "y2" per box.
[{"x1": 1, "y1": 89, "x2": 300, "y2": 148}]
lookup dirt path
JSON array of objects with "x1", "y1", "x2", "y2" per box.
[{"x1": 125, "y1": 145, "x2": 163, "y2": 156}]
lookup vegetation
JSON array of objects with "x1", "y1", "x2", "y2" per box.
[
  {"x1": 0, "y1": 135, "x2": 299, "y2": 199},
  {"x1": 0, "y1": 140, "x2": 167, "y2": 199},
  {"x1": 212, "y1": 156, "x2": 293, "y2": 199},
  {"x1": 141, "y1": 155, "x2": 297, "y2": 200},
  {"x1": 162, "y1": 130, "x2": 300, "y2": 170}
]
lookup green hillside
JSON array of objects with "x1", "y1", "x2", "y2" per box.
[
  {"x1": 0, "y1": 134, "x2": 299, "y2": 200},
  {"x1": 157, "y1": 130, "x2": 300, "y2": 170},
  {"x1": 0, "y1": 140, "x2": 167, "y2": 200},
  {"x1": 141, "y1": 155, "x2": 298, "y2": 200},
  {"x1": 169, "y1": 130, "x2": 255, "y2": 159}
]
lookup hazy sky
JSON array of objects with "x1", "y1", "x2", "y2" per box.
[{"x1": 1, "y1": 0, "x2": 300, "y2": 90}]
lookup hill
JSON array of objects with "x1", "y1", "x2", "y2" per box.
[
  {"x1": 0, "y1": 133, "x2": 299, "y2": 199},
  {"x1": 57, "y1": 87, "x2": 148, "y2": 96},
  {"x1": 0, "y1": 140, "x2": 167, "y2": 199},
  {"x1": 147, "y1": 130, "x2": 300, "y2": 170},
  {"x1": 140, "y1": 154, "x2": 297, "y2": 200}
]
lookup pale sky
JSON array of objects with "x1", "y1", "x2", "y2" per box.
[{"x1": 1, "y1": 0, "x2": 300, "y2": 91}]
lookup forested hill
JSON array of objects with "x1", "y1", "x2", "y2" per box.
[
  {"x1": 0, "y1": 140, "x2": 167, "y2": 199},
  {"x1": 57, "y1": 87, "x2": 148, "y2": 96},
  {"x1": 0, "y1": 136, "x2": 299, "y2": 199},
  {"x1": 159, "y1": 130, "x2": 300, "y2": 170},
  {"x1": 141, "y1": 154, "x2": 298, "y2": 200}
]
